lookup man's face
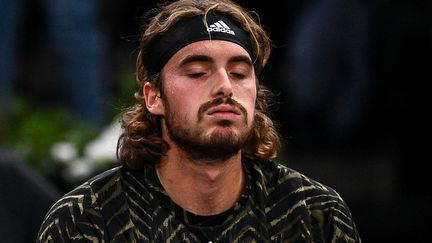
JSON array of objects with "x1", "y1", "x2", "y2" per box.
[{"x1": 158, "y1": 40, "x2": 257, "y2": 160}]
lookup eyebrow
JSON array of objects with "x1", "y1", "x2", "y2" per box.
[
  {"x1": 179, "y1": 54, "x2": 253, "y2": 67},
  {"x1": 228, "y1": 55, "x2": 253, "y2": 67},
  {"x1": 179, "y1": 55, "x2": 212, "y2": 67}
]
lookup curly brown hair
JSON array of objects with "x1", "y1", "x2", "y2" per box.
[{"x1": 117, "y1": 0, "x2": 280, "y2": 169}]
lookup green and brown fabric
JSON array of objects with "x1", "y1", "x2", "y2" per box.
[{"x1": 37, "y1": 159, "x2": 361, "y2": 242}]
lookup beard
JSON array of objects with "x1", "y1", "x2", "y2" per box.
[{"x1": 163, "y1": 97, "x2": 254, "y2": 162}]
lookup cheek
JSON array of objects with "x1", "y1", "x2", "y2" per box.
[
  {"x1": 235, "y1": 84, "x2": 257, "y2": 120},
  {"x1": 243, "y1": 82, "x2": 257, "y2": 102},
  {"x1": 164, "y1": 87, "x2": 199, "y2": 119}
]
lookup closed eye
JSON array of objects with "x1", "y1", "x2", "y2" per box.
[
  {"x1": 187, "y1": 72, "x2": 207, "y2": 78},
  {"x1": 230, "y1": 72, "x2": 246, "y2": 79}
]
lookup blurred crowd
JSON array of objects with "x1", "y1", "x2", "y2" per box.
[{"x1": 0, "y1": 0, "x2": 430, "y2": 242}]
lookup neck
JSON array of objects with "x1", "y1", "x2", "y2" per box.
[{"x1": 156, "y1": 146, "x2": 245, "y2": 216}]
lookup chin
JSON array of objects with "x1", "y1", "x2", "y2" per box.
[{"x1": 207, "y1": 124, "x2": 251, "y2": 145}]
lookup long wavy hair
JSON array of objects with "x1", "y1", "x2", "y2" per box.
[{"x1": 117, "y1": 0, "x2": 280, "y2": 169}]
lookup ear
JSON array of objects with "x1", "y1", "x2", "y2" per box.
[{"x1": 143, "y1": 82, "x2": 164, "y2": 115}]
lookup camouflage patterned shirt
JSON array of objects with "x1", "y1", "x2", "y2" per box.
[{"x1": 37, "y1": 159, "x2": 361, "y2": 242}]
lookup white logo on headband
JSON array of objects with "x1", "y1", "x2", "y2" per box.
[{"x1": 207, "y1": 20, "x2": 235, "y2": 35}]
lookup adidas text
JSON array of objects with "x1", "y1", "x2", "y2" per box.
[
  {"x1": 207, "y1": 27, "x2": 235, "y2": 35},
  {"x1": 207, "y1": 20, "x2": 236, "y2": 35}
]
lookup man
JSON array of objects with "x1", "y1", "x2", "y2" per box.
[{"x1": 37, "y1": 0, "x2": 361, "y2": 242}]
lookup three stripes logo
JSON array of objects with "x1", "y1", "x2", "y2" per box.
[{"x1": 207, "y1": 20, "x2": 235, "y2": 35}]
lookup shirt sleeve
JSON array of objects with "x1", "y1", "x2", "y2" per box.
[
  {"x1": 316, "y1": 187, "x2": 362, "y2": 243},
  {"x1": 36, "y1": 183, "x2": 107, "y2": 243}
]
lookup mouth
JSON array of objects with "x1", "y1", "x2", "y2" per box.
[
  {"x1": 206, "y1": 104, "x2": 242, "y2": 116},
  {"x1": 197, "y1": 97, "x2": 248, "y2": 123}
]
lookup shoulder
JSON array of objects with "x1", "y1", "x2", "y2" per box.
[
  {"x1": 247, "y1": 159, "x2": 361, "y2": 242},
  {"x1": 50, "y1": 166, "x2": 123, "y2": 213},
  {"x1": 37, "y1": 167, "x2": 124, "y2": 242},
  {"x1": 249, "y1": 159, "x2": 342, "y2": 200},
  {"x1": 249, "y1": 159, "x2": 352, "y2": 214}
]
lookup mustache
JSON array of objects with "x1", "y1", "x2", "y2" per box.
[{"x1": 197, "y1": 97, "x2": 248, "y2": 122}]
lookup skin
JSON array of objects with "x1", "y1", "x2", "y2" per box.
[{"x1": 144, "y1": 40, "x2": 257, "y2": 216}]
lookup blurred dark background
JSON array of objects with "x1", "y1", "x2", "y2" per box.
[{"x1": 0, "y1": 0, "x2": 430, "y2": 242}]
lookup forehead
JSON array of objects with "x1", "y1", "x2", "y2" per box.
[{"x1": 165, "y1": 40, "x2": 252, "y2": 66}]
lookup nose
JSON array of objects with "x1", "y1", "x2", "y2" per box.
[{"x1": 211, "y1": 69, "x2": 233, "y2": 98}]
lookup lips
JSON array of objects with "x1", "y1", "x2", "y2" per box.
[
  {"x1": 197, "y1": 97, "x2": 248, "y2": 123},
  {"x1": 206, "y1": 104, "x2": 241, "y2": 116}
]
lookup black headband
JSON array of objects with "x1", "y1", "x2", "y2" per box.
[{"x1": 143, "y1": 14, "x2": 255, "y2": 76}]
